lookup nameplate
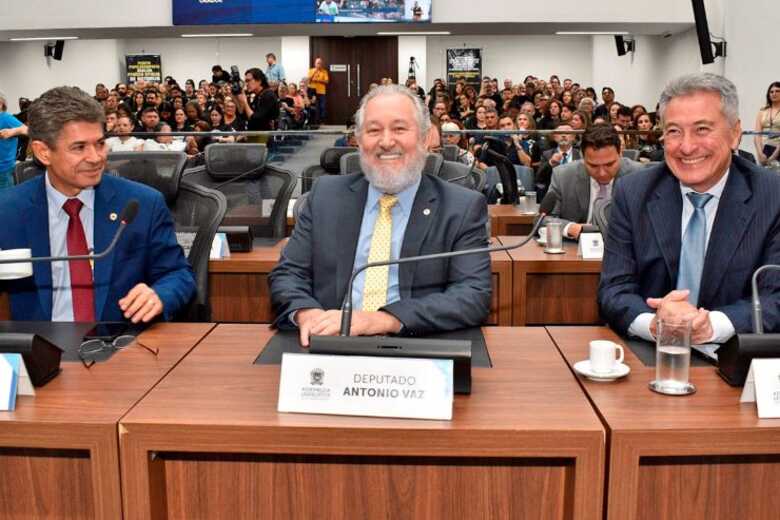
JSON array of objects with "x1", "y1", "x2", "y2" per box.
[
  {"x1": 739, "y1": 358, "x2": 780, "y2": 418},
  {"x1": 578, "y1": 232, "x2": 604, "y2": 259},
  {"x1": 277, "y1": 353, "x2": 453, "y2": 420}
]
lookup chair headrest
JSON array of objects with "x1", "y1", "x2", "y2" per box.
[
  {"x1": 320, "y1": 146, "x2": 357, "y2": 174},
  {"x1": 205, "y1": 143, "x2": 267, "y2": 180},
  {"x1": 107, "y1": 151, "x2": 185, "y2": 205},
  {"x1": 423, "y1": 153, "x2": 444, "y2": 176}
]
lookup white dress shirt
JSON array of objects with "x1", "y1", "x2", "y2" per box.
[
  {"x1": 46, "y1": 172, "x2": 95, "y2": 322},
  {"x1": 629, "y1": 169, "x2": 736, "y2": 343}
]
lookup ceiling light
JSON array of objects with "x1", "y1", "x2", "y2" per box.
[
  {"x1": 10, "y1": 36, "x2": 79, "y2": 41},
  {"x1": 556, "y1": 31, "x2": 629, "y2": 35},
  {"x1": 376, "y1": 31, "x2": 451, "y2": 36},
  {"x1": 181, "y1": 33, "x2": 254, "y2": 38}
]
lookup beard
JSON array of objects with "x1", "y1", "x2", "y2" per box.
[{"x1": 360, "y1": 144, "x2": 426, "y2": 194}]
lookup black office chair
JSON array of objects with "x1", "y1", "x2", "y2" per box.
[
  {"x1": 107, "y1": 151, "x2": 227, "y2": 322},
  {"x1": 184, "y1": 143, "x2": 296, "y2": 240},
  {"x1": 486, "y1": 149, "x2": 519, "y2": 205},
  {"x1": 13, "y1": 158, "x2": 45, "y2": 185},
  {"x1": 300, "y1": 146, "x2": 357, "y2": 194},
  {"x1": 622, "y1": 149, "x2": 640, "y2": 161}
]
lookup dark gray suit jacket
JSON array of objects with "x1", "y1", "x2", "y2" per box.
[
  {"x1": 268, "y1": 173, "x2": 492, "y2": 335},
  {"x1": 598, "y1": 156, "x2": 780, "y2": 336},
  {"x1": 540, "y1": 157, "x2": 643, "y2": 234}
]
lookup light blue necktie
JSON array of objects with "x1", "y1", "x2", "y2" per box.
[{"x1": 676, "y1": 192, "x2": 713, "y2": 305}]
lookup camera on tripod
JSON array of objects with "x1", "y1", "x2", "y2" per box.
[
  {"x1": 408, "y1": 57, "x2": 417, "y2": 79},
  {"x1": 229, "y1": 65, "x2": 243, "y2": 95}
]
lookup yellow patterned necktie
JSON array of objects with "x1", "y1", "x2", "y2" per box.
[{"x1": 362, "y1": 194, "x2": 398, "y2": 312}]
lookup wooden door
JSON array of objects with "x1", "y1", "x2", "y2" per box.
[{"x1": 310, "y1": 36, "x2": 398, "y2": 125}]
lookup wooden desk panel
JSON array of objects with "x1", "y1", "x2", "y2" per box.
[
  {"x1": 500, "y1": 236, "x2": 601, "y2": 326},
  {"x1": 120, "y1": 325, "x2": 605, "y2": 520},
  {"x1": 548, "y1": 326, "x2": 780, "y2": 520},
  {"x1": 0, "y1": 323, "x2": 214, "y2": 520},
  {"x1": 489, "y1": 205, "x2": 535, "y2": 235},
  {"x1": 209, "y1": 240, "x2": 514, "y2": 326}
]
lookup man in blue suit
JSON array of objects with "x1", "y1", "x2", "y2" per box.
[
  {"x1": 269, "y1": 84, "x2": 491, "y2": 346},
  {"x1": 0, "y1": 86, "x2": 195, "y2": 323},
  {"x1": 599, "y1": 73, "x2": 780, "y2": 345}
]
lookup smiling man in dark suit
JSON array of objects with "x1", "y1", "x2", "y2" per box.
[
  {"x1": 269, "y1": 84, "x2": 492, "y2": 346},
  {"x1": 598, "y1": 73, "x2": 780, "y2": 345},
  {"x1": 0, "y1": 86, "x2": 195, "y2": 323}
]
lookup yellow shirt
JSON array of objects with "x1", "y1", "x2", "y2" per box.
[{"x1": 308, "y1": 67, "x2": 330, "y2": 95}]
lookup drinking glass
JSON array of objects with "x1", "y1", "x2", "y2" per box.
[{"x1": 649, "y1": 319, "x2": 695, "y2": 395}]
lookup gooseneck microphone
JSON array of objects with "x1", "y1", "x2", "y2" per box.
[
  {"x1": 750, "y1": 264, "x2": 780, "y2": 333},
  {"x1": 338, "y1": 213, "x2": 547, "y2": 336},
  {"x1": 0, "y1": 199, "x2": 140, "y2": 265}
]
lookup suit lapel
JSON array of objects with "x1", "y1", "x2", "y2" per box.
[
  {"x1": 647, "y1": 168, "x2": 683, "y2": 280},
  {"x1": 336, "y1": 176, "x2": 368, "y2": 304},
  {"x1": 27, "y1": 178, "x2": 53, "y2": 318},
  {"x1": 699, "y1": 164, "x2": 755, "y2": 305},
  {"x1": 399, "y1": 175, "x2": 438, "y2": 298},
  {"x1": 93, "y1": 179, "x2": 119, "y2": 320}
]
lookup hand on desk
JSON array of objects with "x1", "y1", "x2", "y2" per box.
[
  {"x1": 297, "y1": 308, "x2": 403, "y2": 347},
  {"x1": 119, "y1": 283, "x2": 163, "y2": 323},
  {"x1": 647, "y1": 289, "x2": 713, "y2": 344}
]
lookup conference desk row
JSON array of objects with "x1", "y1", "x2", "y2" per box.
[
  {"x1": 209, "y1": 235, "x2": 601, "y2": 327},
  {"x1": 2, "y1": 323, "x2": 778, "y2": 519}
]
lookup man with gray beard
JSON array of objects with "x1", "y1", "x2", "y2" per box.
[{"x1": 270, "y1": 84, "x2": 492, "y2": 346}]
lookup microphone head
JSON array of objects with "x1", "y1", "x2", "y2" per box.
[{"x1": 120, "y1": 199, "x2": 140, "y2": 225}]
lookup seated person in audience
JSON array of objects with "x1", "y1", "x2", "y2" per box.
[
  {"x1": 0, "y1": 86, "x2": 195, "y2": 322},
  {"x1": 599, "y1": 73, "x2": 780, "y2": 344},
  {"x1": 104, "y1": 109, "x2": 118, "y2": 135},
  {"x1": 105, "y1": 115, "x2": 144, "y2": 152},
  {"x1": 594, "y1": 86, "x2": 615, "y2": 119},
  {"x1": 135, "y1": 107, "x2": 162, "y2": 135},
  {"x1": 441, "y1": 121, "x2": 475, "y2": 165},
  {"x1": 511, "y1": 112, "x2": 541, "y2": 168},
  {"x1": 536, "y1": 122, "x2": 580, "y2": 193},
  {"x1": 538, "y1": 124, "x2": 642, "y2": 240},
  {"x1": 269, "y1": 84, "x2": 492, "y2": 346},
  {"x1": 142, "y1": 123, "x2": 188, "y2": 151}
]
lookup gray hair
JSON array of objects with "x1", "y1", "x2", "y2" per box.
[
  {"x1": 27, "y1": 86, "x2": 105, "y2": 146},
  {"x1": 354, "y1": 84, "x2": 431, "y2": 143},
  {"x1": 0, "y1": 91, "x2": 6, "y2": 112},
  {"x1": 658, "y1": 72, "x2": 739, "y2": 126}
]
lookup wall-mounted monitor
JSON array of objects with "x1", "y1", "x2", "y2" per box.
[{"x1": 172, "y1": 0, "x2": 431, "y2": 25}]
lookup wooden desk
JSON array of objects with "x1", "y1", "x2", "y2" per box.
[
  {"x1": 0, "y1": 323, "x2": 214, "y2": 520},
  {"x1": 120, "y1": 325, "x2": 605, "y2": 519},
  {"x1": 489, "y1": 204, "x2": 535, "y2": 235},
  {"x1": 500, "y1": 236, "x2": 602, "y2": 326},
  {"x1": 549, "y1": 326, "x2": 780, "y2": 520},
  {"x1": 209, "y1": 240, "x2": 514, "y2": 326}
]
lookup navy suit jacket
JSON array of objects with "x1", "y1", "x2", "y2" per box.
[
  {"x1": 0, "y1": 174, "x2": 195, "y2": 321},
  {"x1": 598, "y1": 156, "x2": 780, "y2": 335},
  {"x1": 268, "y1": 173, "x2": 492, "y2": 335}
]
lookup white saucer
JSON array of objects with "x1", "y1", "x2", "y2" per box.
[
  {"x1": 573, "y1": 360, "x2": 630, "y2": 382},
  {"x1": 536, "y1": 237, "x2": 547, "y2": 246}
]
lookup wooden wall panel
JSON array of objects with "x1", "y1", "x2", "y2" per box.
[{"x1": 159, "y1": 454, "x2": 573, "y2": 520}]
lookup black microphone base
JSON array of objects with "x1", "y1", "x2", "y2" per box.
[
  {"x1": 716, "y1": 333, "x2": 780, "y2": 386},
  {"x1": 309, "y1": 335, "x2": 472, "y2": 394}
]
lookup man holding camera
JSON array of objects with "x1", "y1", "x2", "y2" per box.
[{"x1": 237, "y1": 68, "x2": 279, "y2": 142}]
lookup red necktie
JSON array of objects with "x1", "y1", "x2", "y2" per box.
[{"x1": 62, "y1": 198, "x2": 95, "y2": 322}]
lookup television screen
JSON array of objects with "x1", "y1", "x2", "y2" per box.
[
  {"x1": 173, "y1": 0, "x2": 314, "y2": 25},
  {"x1": 315, "y1": 0, "x2": 431, "y2": 23},
  {"x1": 172, "y1": 0, "x2": 431, "y2": 24}
]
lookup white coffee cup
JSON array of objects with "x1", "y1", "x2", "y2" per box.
[
  {"x1": 589, "y1": 340, "x2": 624, "y2": 374},
  {"x1": 538, "y1": 227, "x2": 547, "y2": 242}
]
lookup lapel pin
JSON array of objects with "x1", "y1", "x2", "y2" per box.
[
  {"x1": 423, "y1": 208, "x2": 431, "y2": 216},
  {"x1": 109, "y1": 212, "x2": 118, "y2": 221}
]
